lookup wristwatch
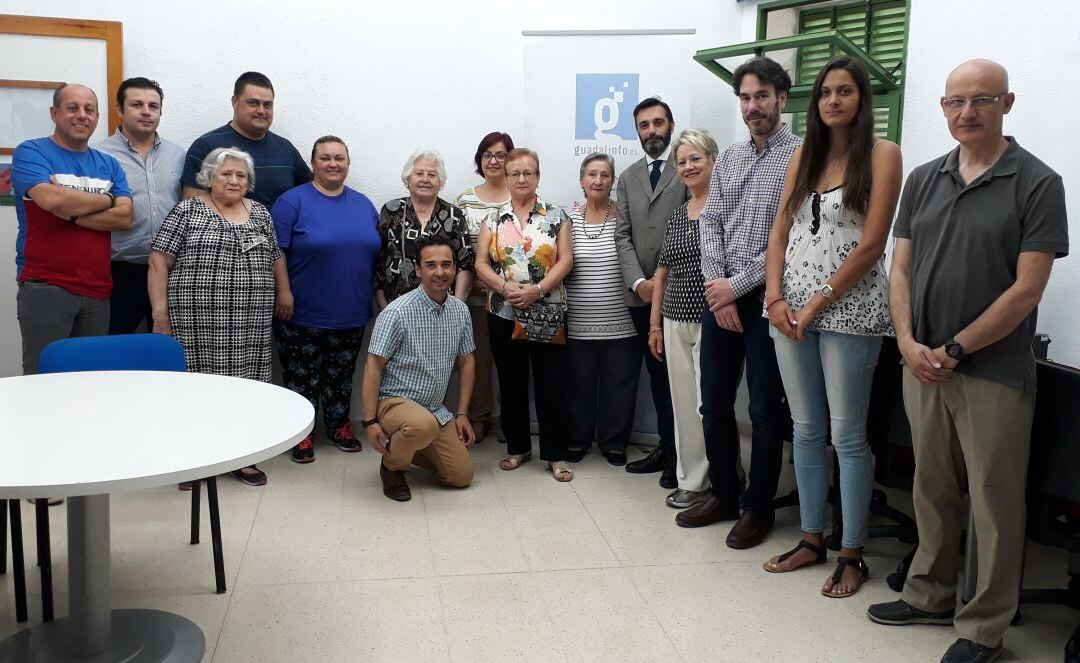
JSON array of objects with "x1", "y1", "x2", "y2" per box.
[
  {"x1": 820, "y1": 283, "x2": 835, "y2": 301},
  {"x1": 944, "y1": 338, "x2": 966, "y2": 361},
  {"x1": 361, "y1": 417, "x2": 379, "y2": 428}
]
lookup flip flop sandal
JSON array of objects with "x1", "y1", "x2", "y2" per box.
[
  {"x1": 548, "y1": 461, "x2": 574, "y2": 482},
  {"x1": 763, "y1": 539, "x2": 828, "y2": 574},
  {"x1": 821, "y1": 556, "x2": 870, "y2": 598},
  {"x1": 499, "y1": 452, "x2": 532, "y2": 471}
]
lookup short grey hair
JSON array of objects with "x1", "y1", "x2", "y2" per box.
[
  {"x1": 195, "y1": 147, "x2": 256, "y2": 192},
  {"x1": 400, "y1": 148, "x2": 447, "y2": 190},
  {"x1": 578, "y1": 152, "x2": 615, "y2": 180},
  {"x1": 672, "y1": 128, "x2": 719, "y2": 163}
]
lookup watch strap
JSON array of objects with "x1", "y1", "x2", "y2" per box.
[{"x1": 361, "y1": 417, "x2": 379, "y2": 428}]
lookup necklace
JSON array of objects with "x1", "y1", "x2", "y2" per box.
[
  {"x1": 209, "y1": 195, "x2": 246, "y2": 223},
  {"x1": 582, "y1": 200, "x2": 613, "y2": 239}
]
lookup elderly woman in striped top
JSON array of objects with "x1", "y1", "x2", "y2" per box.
[{"x1": 564, "y1": 153, "x2": 640, "y2": 465}]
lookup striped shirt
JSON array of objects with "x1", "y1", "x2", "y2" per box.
[
  {"x1": 700, "y1": 125, "x2": 802, "y2": 297},
  {"x1": 565, "y1": 204, "x2": 636, "y2": 340},
  {"x1": 368, "y1": 287, "x2": 476, "y2": 425}
]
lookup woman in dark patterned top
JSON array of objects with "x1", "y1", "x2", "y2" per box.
[
  {"x1": 648, "y1": 129, "x2": 721, "y2": 511},
  {"x1": 374, "y1": 149, "x2": 474, "y2": 309},
  {"x1": 149, "y1": 147, "x2": 289, "y2": 487},
  {"x1": 762, "y1": 56, "x2": 902, "y2": 598}
]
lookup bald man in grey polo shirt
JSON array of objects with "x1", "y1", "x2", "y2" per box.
[{"x1": 868, "y1": 60, "x2": 1069, "y2": 663}]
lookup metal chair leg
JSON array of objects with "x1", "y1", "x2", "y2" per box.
[
  {"x1": 190, "y1": 480, "x2": 201, "y2": 545},
  {"x1": 35, "y1": 498, "x2": 53, "y2": 622},
  {"x1": 1, "y1": 498, "x2": 7, "y2": 575},
  {"x1": 206, "y1": 477, "x2": 226, "y2": 594},
  {"x1": 8, "y1": 500, "x2": 28, "y2": 623}
]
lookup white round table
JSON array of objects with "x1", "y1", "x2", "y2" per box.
[{"x1": 0, "y1": 371, "x2": 314, "y2": 662}]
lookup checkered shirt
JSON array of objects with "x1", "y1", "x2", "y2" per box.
[
  {"x1": 368, "y1": 287, "x2": 475, "y2": 425},
  {"x1": 699, "y1": 125, "x2": 802, "y2": 296}
]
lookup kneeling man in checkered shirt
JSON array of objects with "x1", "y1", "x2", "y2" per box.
[{"x1": 361, "y1": 234, "x2": 477, "y2": 501}]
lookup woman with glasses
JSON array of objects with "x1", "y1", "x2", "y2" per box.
[
  {"x1": 564, "y1": 152, "x2": 638, "y2": 466},
  {"x1": 474, "y1": 148, "x2": 575, "y2": 482},
  {"x1": 761, "y1": 56, "x2": 902, "y2": 598},
  {"x1": 375, "y1": 149, "x2": 474, "y2": 310},
  {"x1": 455, "y1": 132, "x2": 515, "y2": 442}
]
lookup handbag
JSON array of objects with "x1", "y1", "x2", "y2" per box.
[
  {"x1": 512, "y1": 301, "x2": 567, "y2": 344},
  {"x1": 494, "y1": 217, "x2": 567, "y2": 344}
]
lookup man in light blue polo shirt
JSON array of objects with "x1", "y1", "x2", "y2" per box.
[
  {"x1": 95, "y1": 77, "x2": 186, "y2": 333},
  {"x1": 361, "y1": 235, "x2": 477, "y2": 502}
]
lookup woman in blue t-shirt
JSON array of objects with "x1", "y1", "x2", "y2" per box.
[{"x1": 270, "y1": 136, "x2": 381, "y2": 464}]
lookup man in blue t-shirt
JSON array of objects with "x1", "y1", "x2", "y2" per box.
[
  {"x1": 13, "y1": 83, "x2": 133, "y2": 374},
  {"x1": 180, "y1": 71, "x2": 311, "y2": 207}
]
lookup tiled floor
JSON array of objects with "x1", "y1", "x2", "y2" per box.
[{"x1": 1, "y1": 435, "x2": 1075, "y2": 662}]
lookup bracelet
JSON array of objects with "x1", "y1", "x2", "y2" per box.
[
  {"x1": 536, "y1": 283, "x2": 545, "y2": 297},
  {"x1": 765, "y1": 296, "x2": 785, "y2": 311},
  {"x1": 104, "y1": 191, "x2": 116, "y2": 208},
  {"x1": 648, "y1": 327, "x2": 662, "y2": 335},
  {"x1": 455, "y1": 412, "x2": 468, "y2": 417}
]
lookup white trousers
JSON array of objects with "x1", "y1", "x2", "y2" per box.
[{"x1": 663, "y1": 318, "x2": 710, "y2": 492}]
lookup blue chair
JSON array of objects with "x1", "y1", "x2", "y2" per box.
[{"x1": 24, "y1": 334, "x2": 228, "y2": 624}]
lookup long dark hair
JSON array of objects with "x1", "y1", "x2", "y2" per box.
[{"x1": 785, "y1": 56, "x2": 875, "y2": 218}]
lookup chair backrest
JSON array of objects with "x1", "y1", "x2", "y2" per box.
[{"x1": 37, "y1": 334, "x2": 187, "y2": 374}]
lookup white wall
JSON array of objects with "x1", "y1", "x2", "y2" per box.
[
  {"x1": 3, "y1": 0, "x2": 1078, "y2": 378},
  {"x1": 0, "y1": 0, "x2": 743, "y2": 377}
]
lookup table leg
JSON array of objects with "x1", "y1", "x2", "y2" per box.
[
  {"x1": 67, "y1": 494, "x2": 111, "y2": 655},
  {"x1": 0, "y1": 494, "x2": 205, "y2": 662}
]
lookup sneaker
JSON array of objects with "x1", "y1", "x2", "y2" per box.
[
  {"x1": 666, "y1": 489, "x2": 711, "y2": 509},
  {"x1": 328, "y1": 424, "x2": 362, "y2": 452},
  {"x1": 867, "y1": 599, "x2": 954, "y2": 626},
  {"x1": 941, "y1": 638, "x2": 1003, "y2": 663},
  {"x1": 291, "y1": 435, "x2": 315, "y2": 464}
]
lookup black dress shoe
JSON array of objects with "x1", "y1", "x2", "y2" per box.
[
  {"x1": 940, "y1": 638, "x2": 1002, "y2": 663},
  {"x1": 659, "y1": 460, "x2": 677, "y2": 489},
  {"x1": 625, "y1": 447, "x2": 664, "y2": 474},
  {"x1": 725, "y1": 510, "x2": 774, "y2": 549},
  {"x1": 675, "y1": 494, "x2": 740, "y2": 528}
]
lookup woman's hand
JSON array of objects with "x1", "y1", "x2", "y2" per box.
[
  {"x1": 767, "y1": 299, "x2": 797, "y2": 340},
  {"x1": 648, "y1": 326, "x2": 664, "y2": 362},
  {"x1": 791, "y1": 296, "x2": 825, "y2": 340},
  {"x1": 504, "y1": 282, "x2": 538, "y2": 309},
  {"x1": 275, "y1": 289, "x2": 295, "y2": 321},
  {"x1": 152, "y1": 312, "x2": 172, "y2": 336}
]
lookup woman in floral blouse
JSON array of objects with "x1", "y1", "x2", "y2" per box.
[
  {"x1": 375, "y1": 148, "x2": 474, "y2": 309},
  {"x1": 474, "y1": 148, "x2": 575, "y2": 482}
]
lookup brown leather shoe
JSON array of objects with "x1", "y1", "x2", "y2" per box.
[
  {"x1": 725, "y1": 510, "x2": 775, "y2": 549},
  {"x1": 380, "y1": 462, "x2": 411, "y2": 502},
  {"x1": 675, "y1": 494, "x2": 740, "y2": 528}
]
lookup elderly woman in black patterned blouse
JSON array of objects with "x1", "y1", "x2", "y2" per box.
[{"x1": 374, "y1": 149, "x2": 474, "y2": 309}]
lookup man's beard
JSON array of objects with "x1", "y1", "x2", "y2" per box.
[
  {"x1": 745, "y1": 105, "x2": 781, "y2": 135},
  {"x1": 642, "y1": 131, "x2": 671, "y2": 158}
]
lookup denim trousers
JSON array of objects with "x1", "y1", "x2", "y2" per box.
[{"x1": 771, "y1": 326, "x2": 881, "y2": 548}]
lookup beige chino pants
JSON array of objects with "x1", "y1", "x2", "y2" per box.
[
  {"x1": 900, "y1": 370, "x2": 1034, "y2": 648},
  {"x1": 378, "y1": 397, "x2": 475, "y2": 488}
]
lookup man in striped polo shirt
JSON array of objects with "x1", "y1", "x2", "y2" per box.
[{"x1": 361, "y1": 235, "x2": 478, "y2": 501}]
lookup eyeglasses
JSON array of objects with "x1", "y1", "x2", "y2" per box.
[
  {"x1": 482, "y1": 152, "x2": 508, "y2": 162},
  {"x1": 507, "y1": 171, "x2": 537, "y2": 180},
  {"x1": 941, "y1": 92, "x2": 1008, "y2": 111}
]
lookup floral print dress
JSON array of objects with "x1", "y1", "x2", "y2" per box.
[{"x1": 483, "y1": 196, "x2": 568, "y2": 321}]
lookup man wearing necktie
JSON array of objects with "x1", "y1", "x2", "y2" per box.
[{"x1": 614, "y1": 96, "x2": 688, "y2": 488}]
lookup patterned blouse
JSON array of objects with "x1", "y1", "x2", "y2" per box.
[
  {"x1": 374, "y1": 196, "x2": 475, "y2": 303},
  {"x1": 779, "y1": 187, "x2": 893, "y2": 336},
  {"x1": 483, "y1": 195, "x2": 568, "y2": 321},
  {"x1": 658, "y1": 202, "x2": 708, "y2": 323},
  {"x1": 455, "y1": 186, "x2": 509, "y2": 306}
]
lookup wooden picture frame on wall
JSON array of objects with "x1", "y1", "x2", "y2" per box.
[{"x1": 0, "y1": 14, "x2": 123, "y2": 152}]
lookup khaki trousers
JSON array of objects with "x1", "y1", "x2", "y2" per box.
[
  {"x1": 900, "y1": 371, "x2": 1034, "y2": 648},
  {"x1": 467, "y1": 303, "x2": 495, "y2": 422},
  {"x1": 377, "y1": 397, "x2": 474, "y2": 488}
]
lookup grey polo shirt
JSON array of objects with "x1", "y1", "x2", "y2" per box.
[
  {"x1": 368, "y1": 287, "x2": 475, "y2": 425},
  {"x1": 893, "y1": 137, "x2": 1069, "y2": 390},
  {"x1": 94, "y1": 130, "x2": 186, "y2": 264}
]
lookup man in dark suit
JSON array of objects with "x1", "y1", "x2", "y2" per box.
[{"x1": 614, "y1": 97, "x2": 688, "y2": 488}]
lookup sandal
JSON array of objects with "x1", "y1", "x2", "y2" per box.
[
  {"x1": 763, "y1": 539, "x2": 828, "y2": 574},
  {"x1": 821, "y1": 556, "x2": 869, "y2": 598},
  {"x1": 549, "y1": 461, "x2": 574, "y2": 482},
  {"x1": 499, "y1": 452, "x2": 531, "y2": 471}
]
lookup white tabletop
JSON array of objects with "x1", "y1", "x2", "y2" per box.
[{"x1": 0, "y1": 371, "x2": 314, "y2": 498}]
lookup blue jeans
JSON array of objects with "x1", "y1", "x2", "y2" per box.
[{"x1": 771, "y1": 327, "x2": 881, "y2": 548}]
